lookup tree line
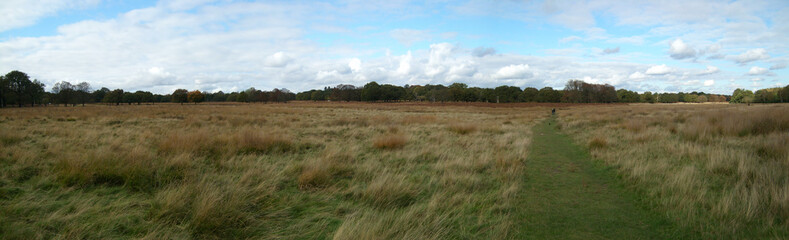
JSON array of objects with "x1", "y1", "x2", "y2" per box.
[
  {"x1": 0, "y1": 70, "x2": 298, "y2": 108},
  {"x1": 295, "y1": 80, "x2": 732, "y2": 104},
  {"x1": 8, "y1": 69, "x2": 789, "y2": 108},
  {"x1": 729, "y1": 86, "x2": 789, "y2": 104}
]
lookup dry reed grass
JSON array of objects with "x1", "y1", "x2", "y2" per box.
[
  {"x1": 558, "y1": 103, "x2": 789, "y2": 238},
  {"x1": 0, "y1": 102, "x2": 542, "y2": 239},
  {"x1": 372, "y1": 133, "x2": 408, "y2": 149},
  {"x1": 447, "y1": 123, "x2": 478, "y2": 135}
]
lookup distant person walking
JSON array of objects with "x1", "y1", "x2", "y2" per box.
[{"x1": 552, "y1": 108, "x2": 556, "y2": 115}]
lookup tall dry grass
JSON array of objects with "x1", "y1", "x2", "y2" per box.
[
  {"x1": 0, "y1": 102, "x2": 542, "y2": 239},
  {"x1": 558, "y1": 103, "x2": 789, "y2": 238}
]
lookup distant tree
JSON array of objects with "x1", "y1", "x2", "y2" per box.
[
  {"x1": 523, "y1": 87, "x2": 538, "y2": 102},
  {"x1": 330, "y1": 84, "x2": 360, "y2": 102},
  {"x1": 308, "y1": 90, "x2": 321, "y2": 101},
  {"x1": 640, "y1": 91, "x2": 655, "y2": 103},
  {"x1": 617, "y1": 89, "x2": 640, "y2": 103},
  {"x1": 226, "y1": 92, "x2": 238, "y2": 102},
  {"x1": 730, "y1": 88, "x2": 754, "y2": 103},
  {"x1": 6, "y1": 70, "x2": 34, "y2": 107},
  {"x1": 211, "y1": 91, "x2": 227, "y2": 102},
  {"x1": 236, "y1": 91, "x2": 248, "y2": 102},
  {"x1": 52, "y1": 81, "x2": 75, "y2": 106},
  {"x1": 29, "y1": 80, "x2": 45, "y2": 106},
  {"x1": 0, "y1": 75, "x2": 7, "y2": 107},
  {"x1": 379, "y1": 84, "x2": 405, "y2": 102},
  {"x1": 562, "y1": 80, "x2": 616, "y2": 103},
  {"x1": 537, "y1": 87, "x2": 561, "y2": 103},
  {"x1": 493, "y1": 85, "x2": 524, "y2": 103},
  {"x1": 135, "y1": 91, "x2": 154, "y2": 104},
  {"x1": 75, "y1": 82, "x2": 91, "y2": 106},
  {"x1": 187, "y1": 90, "x2": 205, "y2": 104},
  {"x1": 361, "y1": 81, "x2": 381, "y2": 102},
  {"x1": 0, "y1": 75, "x2": 10, "y2": 108},
  {"x1": 93, "y1": 87, "x2": 110, "y2": 103},
  {"x1": 171, "y1": 89, "x2": 188, "y2": 105},
  {"x1": 683, "y1": 94, "x2": 698, "y2": 103},
  {"x1": 780, "y1": 85, "x2": 789, "y2": 103},
  {"x1": 753, "y1": 88, "x2": 780, "y2": 103},
  {"x1": 122, "y1": 92, "x2": 138, "y2": 105},
  {"x1": 102, "y1": 89, "x2": 124, "y2": 105},
  {"x1": 696, "y1": 95, "x2": 708, "y2": 103}
]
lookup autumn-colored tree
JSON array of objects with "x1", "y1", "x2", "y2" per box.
[{"x1": 187, "y1": 90, "x2": 205, "y2": 104}]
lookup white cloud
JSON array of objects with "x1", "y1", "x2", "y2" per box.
[
  {"x1": 629, "y1": 71, "x2": 646, "y2": 79},
  {"x1": 0, "y1": 0, "x2": 782, "y2": 95},
  {"x1": 396, "y1": 51, "x2": 412, "y2": 75},
  {"x1": 348, "y1": 58, "x2": 362, "y2": 72},
  {"x1": 559, "y1": 36, "x2": 582, "y2": 43},
  {"x1": 704, "y1": 80, "x2": 715, "y2": 86},
  {"x1": 265, "y1": 52, "x2": 293, "y2": 68},
  {"x1": 698, "y1": 66, "x2": 719, "y2": 75},
  {"x1": 733, "y1": 48, "x2": 769, "y2": 64},
  {"x1": 748, "y1": 66, "x2": 768, "y2": 75},
  {"x1": 0, "y1": 0, "x2": 102, "y2": 32},
  {"x1": 669, "y1": 38, "x2": 696, "y2": 60},
  {"x1": 493, "y1": 64, "x2": 532, "y2": 79},
  {"x1": 645, "y1": 64, "x2": 672, "y2": 75}
]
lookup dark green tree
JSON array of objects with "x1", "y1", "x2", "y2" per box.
[
  {"x1": 171, "y1": 89, "x2": 188, "y2": 105},
  {"x1": 361, "y1": 81, "x2": 381, "y2": 102}
]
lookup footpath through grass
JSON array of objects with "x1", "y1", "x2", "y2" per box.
[{"x1": 516, "y1": 117, "x2": 691, "y2": 239}]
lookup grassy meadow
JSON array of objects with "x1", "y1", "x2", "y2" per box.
[
  {"x1": 0, "y1": 102, "x2": 544, "y2": 239},
  {"x1": 1, "y1": 102, "x2": 788, "y2": 239},
  {"x1": 557, "y1": 103, "x2": 789, "y2": 238}
]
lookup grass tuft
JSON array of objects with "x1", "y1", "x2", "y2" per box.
[
  {"x1": 372, "y1": 133, "x2": 407, "y2": 149},
  {"x1": 447, "y1": 123, "x2": 477, "y2": 135},
  {"x1": 588, "y1": 136, "x2": 608, "y2": 150},
  {"x1": 363, "y1": 174, "x2": 417, "y2": 208},
  {"x1": 237, "y1": 131, "x2": 293, "y2": 154}
]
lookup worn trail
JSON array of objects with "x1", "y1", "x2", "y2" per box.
[{"x1": 515, "y1": 117, "x2": 686, "y2": 239}]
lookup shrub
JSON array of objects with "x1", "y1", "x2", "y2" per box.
[{"x1": 372, "y1": 134, "x2": 407, "y2": 149}]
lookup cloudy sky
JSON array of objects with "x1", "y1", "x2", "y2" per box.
[{"x1": 1, "y1": 0, "x2": 787, "y2": 94}]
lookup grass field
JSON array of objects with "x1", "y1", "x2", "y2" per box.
[
  {"x1": 557, "y1": 103, "x2": 789, "y2": 239},
  {"x1": 0, "y1": 102, "x2": 544, "y2": 239},
  {"x1": 1, "y1": 102, "x2": 787, "y2": 239}
]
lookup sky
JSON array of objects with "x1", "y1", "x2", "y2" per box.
[{"x1": 1, "y1": 0, "x2": 787, "y2": 95}]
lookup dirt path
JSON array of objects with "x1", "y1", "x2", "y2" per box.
[{"x1": 515, "y1": 118, "x2": 687, "y2": 239}]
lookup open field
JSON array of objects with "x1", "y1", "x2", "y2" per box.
[
  {"x1": 557, "y1": 103, "x2": 789, "y2": 238},
  {"x1": 1, "y1": 102, "x2": 787, "y2": 239},
  {"x1": 0, "y1": 102, "x2": 544, "y2": 239}
]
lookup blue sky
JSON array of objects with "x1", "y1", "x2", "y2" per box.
[{"x1": 1, "y1": 0, "x2": 787, "y2": 94}]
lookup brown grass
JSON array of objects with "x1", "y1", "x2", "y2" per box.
[
  {"x1": 0, "y1": 102, "x2": 542, "y2": 239},
  {"x1": 587, "y1": 136, "x2": 608, "y2": 150},
  {"x1": 372, "y1": 133, "x2": 407, "y2": 149},
  {"x1": 558, "y1": 103, "x2": 789, "y2": 238},
  {"x1": 447, "y1": 123, "x2": 477, "y2": 135},
  {"x1": 400, "y1": 115, "x2": 437, "y2": 125},
  {"x1": 236, "y1": 131, "x2": 293, "y2": 154},
  {"x1": 363, "y1": 173, "x2": 418, "y2": 208}
]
